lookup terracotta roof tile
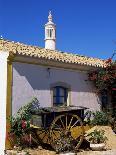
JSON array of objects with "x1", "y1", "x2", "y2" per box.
[{"x1": 0, "y1": 39, "x2": 106, "y2": 67}]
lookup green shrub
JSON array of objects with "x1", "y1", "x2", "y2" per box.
[
  {"x1": 91, "y1": 111, "x2": 109, "y2": 126},
  {"x1": 87, "y1": 129, "x2": 107, "y2": 144},
  {"x1": 8, "y1": 97, "x2": 40, "y2": 147},
  {"x1": 84, "y1": 110, "x2": 109, "y2": 126}
]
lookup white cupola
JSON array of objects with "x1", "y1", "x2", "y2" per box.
[{"x1": 45, "y1": 11, "x2": 56, "y2": 50}]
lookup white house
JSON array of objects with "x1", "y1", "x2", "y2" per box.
[{"x1": 0, "y1": 12, "x2": 107, "y2": 154}]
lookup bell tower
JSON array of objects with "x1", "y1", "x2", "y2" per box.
[{"x1": 45, "y1": 11, "x2": 56, "y2": 50}]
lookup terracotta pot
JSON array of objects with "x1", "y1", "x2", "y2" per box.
[{"x1": 90, "y1": 143, "x2": 105, "y2": 151}]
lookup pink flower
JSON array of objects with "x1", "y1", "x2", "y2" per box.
[
  {"x1": 106, "y1": 58, "x2": 112, "y2": 64},
  {"x1": 21, "y1": 120, "x2": 27, "y2": 129}
]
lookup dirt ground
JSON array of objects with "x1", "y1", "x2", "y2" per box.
[
  {"x1": 6, "y1": 149, "x2": 116, "y2": 155},
  {"x1": 76, "y1": 150, "x2": 116, "y2": 155},
  {"x1": 6, "y1": 126, "x2": 116, "y2": 155}
]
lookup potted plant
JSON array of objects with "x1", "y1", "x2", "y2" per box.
[{"x1": 87, "y1": 129, "x2": 107, "y2": 151}]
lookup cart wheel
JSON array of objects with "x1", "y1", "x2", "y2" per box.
[
  {"x1": 36, "y1": 127, "x2": 50, "y2": 144},
  {"x1": 49, "y1": 114, "x2": 84, "y2": 151}
]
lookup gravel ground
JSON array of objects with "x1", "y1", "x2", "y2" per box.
[
  {"x1": 6, "y1": 149, "x2": 116, "y2": 155},
  {"x1": 76, "y1": 150, "x2": 116, "y2": 155}
]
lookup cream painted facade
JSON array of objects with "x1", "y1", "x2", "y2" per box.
[{"x1": 12, "y1": 62, "x2": 101, "y2": 114}]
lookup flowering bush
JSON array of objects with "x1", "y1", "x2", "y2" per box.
[
  {"x1": 88, "y1": 59, "x2": 116, "y2": 92},
  {"x1": 8, "y1": 97, "x2": 40, "y2": 147},
  {"x1": 53, "y1": 132, "x2": 76, "y2": 153}
]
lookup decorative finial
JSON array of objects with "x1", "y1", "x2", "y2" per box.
[
  {"x1": 48, "y1": 11, "x2": 52, "y2": 22},
  {"x1": 49, "y1": 10, "x2": 51, "y2": 15},
  {"x1": 0, "y1": 35, "x2": 3, "y2": 40}
]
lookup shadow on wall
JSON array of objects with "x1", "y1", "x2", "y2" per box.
[{"x1": 13, "y1": 62, "x2": 99, "y2": 93}]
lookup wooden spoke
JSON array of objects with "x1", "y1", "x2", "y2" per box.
[
  {"x1": 70, "y1": 119, "x2": 79, "y2": 129},
  {"x1": 66, "y1": 115, "x2": 68, "y2": 129},
  {"x1": 53, "y1": 123, "x2": 61, "y2": 129},
  {"x1": 51, "y1": 130, "x2": 60, "y2": 139},
  {"x1": 68, "y1": 116, "x2": 74, "y2": 130},
  {"x1": 60, "y1": 117, "x2": 65, "y2": 128},
  {"x1": 31, "y1": 136, "x2": 39, "y2": 144}
]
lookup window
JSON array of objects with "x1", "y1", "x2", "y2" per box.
[
  {"x1": 47, "y1": 29, "x2": 49, "y2": 37},
  {"x1": 53, "y1": 86, "x2": 68, "y2": 106},
  {"x1": 50, "y1": 29, "x2": 52, "y2": 38}
]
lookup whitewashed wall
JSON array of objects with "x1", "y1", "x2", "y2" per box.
[
  {"x1": 12, "y1": 62, "x2": 101, "y2": 114},
  {"x1": 0, "y1": 52, "x2": 9, "y2": 155}
]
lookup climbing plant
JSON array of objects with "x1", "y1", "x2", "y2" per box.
[{"x1": 88, "y1": 57, "x2": 116, "y2": 93}]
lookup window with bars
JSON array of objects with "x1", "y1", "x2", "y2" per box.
[{"x1": 53, "y1": 86, "x2": 68, "y2": 106}]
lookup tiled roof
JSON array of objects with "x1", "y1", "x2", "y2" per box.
[{"x1": 0, "y1": 39, "x2": 106, "y2": 67}]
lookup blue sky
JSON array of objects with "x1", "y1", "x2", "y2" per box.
[{"x1": 0, "y1": 0, "x2": 116, "y2": 59}]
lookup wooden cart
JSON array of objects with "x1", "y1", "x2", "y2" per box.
[{"x1": 30, "y1": 106, "x2": 87, "y2": 150}]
